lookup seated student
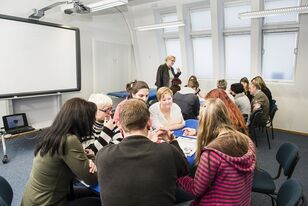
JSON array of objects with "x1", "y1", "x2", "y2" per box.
[
  {"x1": 240, "y1": 77, "x2": 253, "y2": 102},
  {"x1": 217, "y1": 79, "x2": 235, "y2": 102},
  {"x1": 230, "y1": 83, "x2": 251, "y2": 121},
  {"x1": 21, "y1": 98, "x2": 99, "y2": 206},
  {"x1": 177, "y1": 98, "x2": 256, "y2": 205},
  {"x1": 251, "y1": 76, "x2": 273, "y2": 112},
  {"x1": 173, "y1": 78, "x2": 200, "y2": 120},
  {"x1": 149, "y1": 87, "x2": 185, "y2": 130},
  {"x1": 249, "y1": 79, "x2": 270, "y2": 125},
  {"x1": 113, "y1": 80, "x2": 150, "y2": 124},
  {"x1": 81, "y1": 93, "x2": 122, "y2": 155},
  {"x1": 96, "y1": 99, "x2": 189, "y2": 206}
]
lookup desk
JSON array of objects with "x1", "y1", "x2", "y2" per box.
[
  {"x1": 0, "y1": 129, "x2": 40, "y2": 163},
  {"x1": 107, "y1": 88, "x2": 157, "y2": 101}
]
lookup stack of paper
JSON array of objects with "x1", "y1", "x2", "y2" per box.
[{"x1": 177, "y1": 136, "x2": 197, "y2": 157}]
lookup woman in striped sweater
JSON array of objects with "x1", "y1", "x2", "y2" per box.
[
  {"x1": 81, "y1": 93, "x2": 123, "y2": 155},
  {"x1": 177, "y1": 98, "x2": 256, "y2": 205}
]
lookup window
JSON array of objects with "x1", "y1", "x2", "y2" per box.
[
  {"x1": 192, "y1": 37, "x2": 213, "y2": 77},
  {"x1": 165, "y1": 38, "x2": 182, "y2": 69},
  {"x1": 189, "y1": 7, "x2": 213, "y2": 77},
  {"x1": 224, "y1": 3, "x2": 251, "y2": 29},
  {"x1": 224, "y1": 2, "x2": 251, "y2": 79},
  {"x1": 190, "y1": 8, "x2": 211, "y2": 31},
  {"x1": 264, "y1": 0, "x2": 299, "y2": 25},
  {"x1": 262, "y1": 32, "x2": 297, "y2": 80},
  {"x1": 161, "y1": 13, "x2": 179, "y2": 33},
  {"x1": 225, "y1": 35, "x2": 251, "y2": 79}
]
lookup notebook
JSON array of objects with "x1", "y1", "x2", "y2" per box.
[
  {"x1": 177, "y1": 136, "x2": 197, "y2": 157},
  {"x1": 2, "y1": 113, "x2": 35, "y2": 135}
]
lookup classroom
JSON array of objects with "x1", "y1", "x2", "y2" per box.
[{"x1": 0, "y1": 0, "x2": 307, "y2": 205}]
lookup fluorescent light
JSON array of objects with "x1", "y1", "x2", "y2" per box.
[
  {"x1": 239, "y1": 5, "x2": 308, "y2": 19},
  {"x1": 135, "y1": 21, "x2": 185, "y2": 31},
  {"x1": 87, "y1": 0, "x2": 128, "y2": 12}
]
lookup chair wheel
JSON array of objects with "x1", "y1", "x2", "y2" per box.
[{"x1": 2, "y1": 155, "x2": 8, "y2": 164}]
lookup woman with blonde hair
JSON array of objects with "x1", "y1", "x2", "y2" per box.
[
  {"x1": 149, "y1": 87, "x2": 184, "y2": 130},
  {"x1": 177, "y1": 98, "x2": 256, "y2": 205},
  {"x1": 251, "y1": 76, "x2": 273, "y2": 110},
  {"x1": 155, "y1": 55, "x2": 181, "y2": 89}
]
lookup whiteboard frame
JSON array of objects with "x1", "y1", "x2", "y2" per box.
[{"x1": 0, "y1": 14, "x2": 81, "y2": 99}]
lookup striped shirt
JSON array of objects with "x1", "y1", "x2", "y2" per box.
[
  {"x1": 81, "y1": 121, "x2": 123, "y2": 154},
  {"x1": 177, "y1": 141, "x2": 256, "y2": 205}
]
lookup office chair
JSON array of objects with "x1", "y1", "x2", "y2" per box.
[
  {"x1": 268, "y1": 100, "x2": 278, "y2": 140},
  {"x1": 0, "y1": 176, "x2": 13, "y2": 206},
  {"x1": 249, "y1": 108, "x2": 271, "y2": 149},
  {"x1": 276, "y1": 179, "x2": 306, "y2": 206},
  {"x1": 252, "y1": 142, "x2": 300, "y2": 206}
]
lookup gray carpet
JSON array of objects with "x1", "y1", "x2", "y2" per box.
[{"x1": 0, "y1": 130, "x2": 307, "y2": 206}]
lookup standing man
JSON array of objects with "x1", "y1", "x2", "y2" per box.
[
  {"x1": 96, "y1": 99, "x2": 189, "y2": 206},
  {"x1": 155, "y1": 55, "x2": 181, "y2": 89}
]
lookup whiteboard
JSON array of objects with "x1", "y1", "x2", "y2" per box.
[{"x1": 0, "y1": 14, "x2": 81, "y2": 98}]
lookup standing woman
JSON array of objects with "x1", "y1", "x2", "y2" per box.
[
  {"x1": 240, "y1": 77, "x2": 253, "y2": 102},
  {"x1": 149, "y1": 87, "x2": 184, "y2": 130},
  {"x1": 113, "y1": 80, "x2": 150, "y2": 124},
  {"x1": 21, "y1": 98, "x2": 98, "y2": 206},
  {"x1": 177, "y1": 98, "x2": 256, "y2": 205},
  {"x1": 155, "y1": 55, "x2": 181, "y2": 89}
]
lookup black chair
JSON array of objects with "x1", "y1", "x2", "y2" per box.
[
  {"x1": 0, "y1": 176, "x2": 13, "y2": 206},
  {"x1": 249, "y1": 108, "x2": 271, "y2": 149},
  {"x1": 252, "y1": 143, "x2": 300, "y2": 206},
  {"x1": 276, "y1": 178, "x2": 306, "y2": 206},
  {"x1": 268, "y1": 100, "x2": 278, "y2": 140}
]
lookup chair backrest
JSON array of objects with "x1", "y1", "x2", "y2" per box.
[
  {"x1": 276, "y1": 143, "x2": 300, "y2": 178},
  {"x1": 250, "y1": 108, "x2": 267, "y2": 127},
  {"x1": 277, "y1": 179, "x2": 304, "y2": 206},
  {"x1": 0, "y1": 176, "x2": 13, "y2": 206},
  {"x1": 269, "y1": 103, "x2": 278, "y2": 122},
  {"x1": 184, "y1": 119, "x2": 199, "y2": 129}
]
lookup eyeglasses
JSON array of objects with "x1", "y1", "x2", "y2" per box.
[{"x1": 99, "y1": 107, "x2": 113, "y2": 113}]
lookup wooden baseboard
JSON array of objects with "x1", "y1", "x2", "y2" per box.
[{"x1": 274, "y1": 128, "x2": 308, "y2": 137}]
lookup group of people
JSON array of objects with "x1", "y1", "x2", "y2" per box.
[{"x1": 21, "y1": 55, "x2": 270, "y2": 205}]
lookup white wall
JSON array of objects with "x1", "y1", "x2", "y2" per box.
[
  {"x1": 129, "y1": 0, "x2": 308, "y2": 134},
  {"x1": 0, "y1": 0, "x2": 132, "y2": 127}
]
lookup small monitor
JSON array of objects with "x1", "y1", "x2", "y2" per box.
[{"x1": 2, "y1": 113, "x2": 29, "y2": 130}]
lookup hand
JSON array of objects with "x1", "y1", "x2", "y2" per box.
[
  {"x1": 148, "y1": 130, "x2": 160, "y2": 143},
  {"x1": 88, "y1": 160, "x2": 97, "y2": 174},
  {"x1": 85, "y1": 149, "x2": 94, "y2": 156},
  {"x1": 157, "y1": 128, "x2": 175, "y2": 143},
  {"x1": 104, "y1": 117, "x2": 115, "y2": 130},
  {"x1": 183, "y1": 128, "x2": 197, "y2": 136},
  {"x1": 176, "y1": 68, "x2": 181, "y2": 73}
]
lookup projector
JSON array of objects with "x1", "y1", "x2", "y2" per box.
[{"x1": 62, "y1": 1, "x2": 90, "y2": 15}]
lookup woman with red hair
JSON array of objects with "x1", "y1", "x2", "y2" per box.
[{"x1": 205, "y1": 89, "x2": 248, "y2": 135}]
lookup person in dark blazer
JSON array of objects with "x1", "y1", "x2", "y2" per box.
[
  {"x1": 155, "y1": 55, "x2": 181, "y2": 89},
  {"x1": 249, "y1": 80, "x2": 270, "y2": 125}
]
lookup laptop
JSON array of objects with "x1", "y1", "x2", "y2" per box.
[{"x1": 2, "y1": 113, "x2": 35, "y2": 135}]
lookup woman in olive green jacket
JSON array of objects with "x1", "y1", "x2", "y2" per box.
[{"x1": 21, "y1": 98, "x2": 98, "y2": 206}]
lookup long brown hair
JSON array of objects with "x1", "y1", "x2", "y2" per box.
[
  {"x1": 35, "y1": 98, "x2": 97, "y2": 156},
  {"x1": 195, "y1": 98, "x2": 249, "y2": 164},
  {"x1": 205, "y1": 89, "x2": 248, "y2": 135}
]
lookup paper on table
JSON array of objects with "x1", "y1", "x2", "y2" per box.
[{"x1": 177, "y1": 136, "x2": 197, "y2": 157}]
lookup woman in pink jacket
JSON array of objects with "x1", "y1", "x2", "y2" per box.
[{"x1": 177, "y1": 98, "x2": 256, "y2": 205}]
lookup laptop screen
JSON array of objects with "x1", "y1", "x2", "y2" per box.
[{"x1": 2, "y1": 113, "x2": 29, "y2": 131}]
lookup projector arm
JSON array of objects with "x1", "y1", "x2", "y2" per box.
[{"x1": 29, "y1": 1, "x2": 68, "y2": 20}]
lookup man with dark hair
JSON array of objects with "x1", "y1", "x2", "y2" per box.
[
  {"x1": 173, "y1": 79, "x2": 200, "y2": 120},
  {"x1": 96, "y1": 99, "x2": 189, "y2": 206}
]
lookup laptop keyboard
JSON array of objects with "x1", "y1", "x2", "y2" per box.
[{"x1": 7, "y1": 126, "x2": 35, "y2": 135}]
